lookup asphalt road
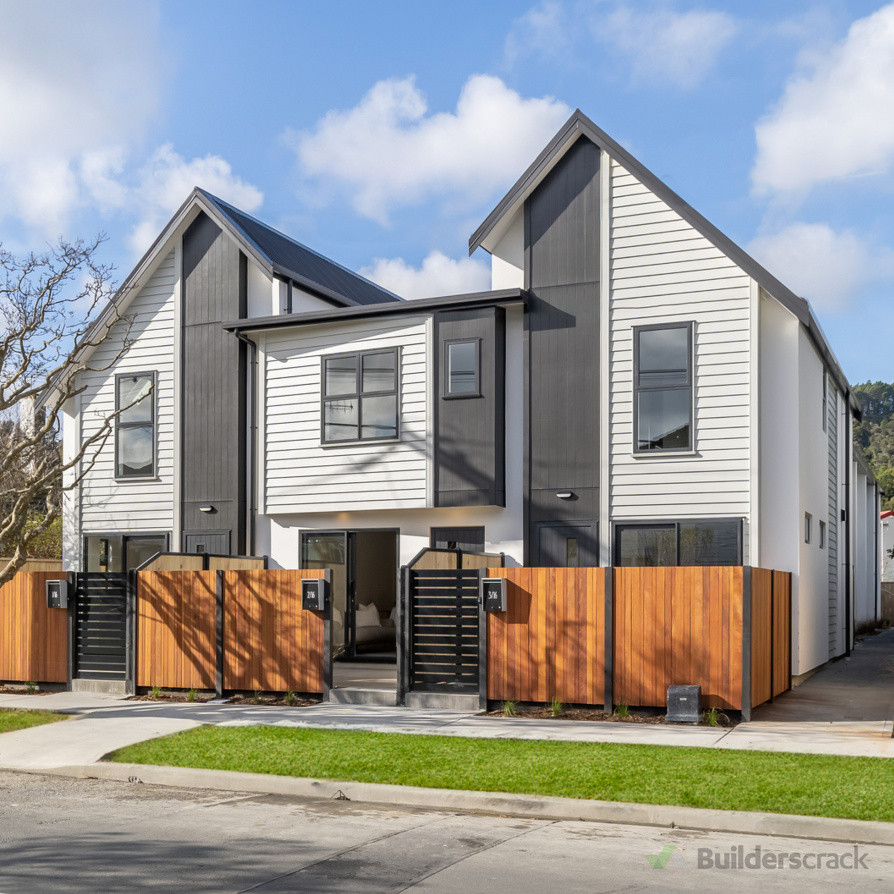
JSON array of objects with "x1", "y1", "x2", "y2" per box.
[{"x1": 0, "y1": 771, "x2": 892, "y2": 892}]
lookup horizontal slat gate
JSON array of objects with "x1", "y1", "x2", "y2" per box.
[
  {"x1": 409, "y1": 569, "x2": 479, "y2": 693},
  {"x1": 75, "y1": 573, "x2": 128, "y2": 680}
]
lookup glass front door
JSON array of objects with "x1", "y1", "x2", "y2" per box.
[{"x1": 301, "y1": 532, "x2": 349, "y2": 655}]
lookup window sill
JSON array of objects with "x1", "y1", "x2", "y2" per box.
[
  {"x1": 114, "y1": 475, "x2": 161, "y2": 483},
  {"x1": 442, "y1": 393, "x2": 483, "y2": 401},
  {"x1": 630, "y1": 449, "x2": 699, "y2": 459},
  {"x1": 321, "y1": 437, "x2": 401, "y2": 449}
]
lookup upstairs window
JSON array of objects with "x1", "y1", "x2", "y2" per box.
[
  {"x1": 444, "y1": 339, "x2": 480, "y2": 397},
  {"x1": 322, "y1": 349, "x2": 399, "y2": 443},
  {"x1": 633, "y1": 323, "x2": 693, "y2": 453},
  {"x1": 115, "y1": 372, "x2": 156, "y2": 478}
]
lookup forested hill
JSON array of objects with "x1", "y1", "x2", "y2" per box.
[{"x1": 853, "y1": 382, "x2": 894, "y2": 510}]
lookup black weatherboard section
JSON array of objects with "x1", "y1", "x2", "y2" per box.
[
  {"x1": 181, "y1": 211, "x2": 247, "y2": 554},
  {"x1": 434, "y1": 307, "x2": 505, "y2": 507},
  {"x1": 524, "y1": 137, "x2": 600, "y2": 559}
]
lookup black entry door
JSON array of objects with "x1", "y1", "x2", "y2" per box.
[
  {"x1": 74, "y1": 573, "x2": 128, "y2": 680},
  {"x1": 534, "y1": 522, "x2": 599, "y2": 567}
]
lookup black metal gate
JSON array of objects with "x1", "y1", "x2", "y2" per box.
[
  {"x1": 73, "y1": 573, "x2": 130, "y2": 681},
  {"x1": 405, "y1": 568, "x2": 482, "y2": 694}
]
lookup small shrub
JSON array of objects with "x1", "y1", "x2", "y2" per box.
[
  {"x1": 550, "y1": 697, "x2": 564, "y2": 718},
  {"x1": 150, "y1": 685, "x2": 161, "y2": 700},
  {"x1": 25, "y1": 681, "x2": 36, "y2": 695},
  {"x1": 502, "y1": 699, "x2": 517, "y2": 717},
  {"x1": 702, "y1": 707, "x2": 729, "y2": 727},
  {"x1": 284, "y1": 690, "x2": 297, "y2": 706},
  {"x1": 186, "y1": 688, "x2": 197, "y2": 703},
  {"x1": 252, "y1": 690, "x2": 261, "y2": 705},
  {"x1": 615, "y1": 703, "x2": 629, "y2": 719}
]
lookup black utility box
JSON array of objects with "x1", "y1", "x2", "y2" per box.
[
  {"x1": 301, "y1": 578, "x2": 328, "y2": 611},
  {"x1": 46, "y1": 579, "x2": 68, "y2": 609},
  {"x1": 480, "y1": 577, "x2": 507, "y2": 613},
  {"x1": 666, "y1": 684, "x2": 701, "y2": 724}
]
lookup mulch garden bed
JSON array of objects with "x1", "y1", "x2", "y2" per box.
[
  {"x1": 128, "y1": 692, "x2": 320, "y2": 707},
  {"x1": 485, "y1": 704, "x2": 736, "y2": 727},
  {"x1": 0, "y1": 686, "x2": 55, "y2": 696}
]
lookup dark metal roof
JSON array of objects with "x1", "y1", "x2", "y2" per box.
[
  {"x1": 469, "y1": 110, "x2": 862, "y2": 417},
  {"x1": 224, "y1": 288, "x2": 527, "y2": 334},
  {"x1": 198, "y1": 189, "x2": 401, "y2": 307}
]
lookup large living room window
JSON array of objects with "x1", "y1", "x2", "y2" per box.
[
  {"x1": 633, "y1": 322, "x2": 693, "y2": 453},
  {"x1": 615, "y1": 519, "x2": 741, "y2": 566},
  {"x1": 322, "y1": 348, "x2": 399, "y2": 443},
  {"x1": 115, "y1": 372, "x2": 156, "y2": 478}
]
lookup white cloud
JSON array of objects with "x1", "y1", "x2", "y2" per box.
[
  {"x1": 359, "y1": 252, "x2": 490, "y2": 300},
  {"x1": 288, "y1": 75, "x2": 570, "y2": 224},
  {"x1": 597, "y1": 6, "x2": 738, "y2": 89},
  {"x1": 0, "y1": 0, "x2": 165, "y2": 232},
  {"x1": 748, "y1": 223, "x2": 893, "y2": 313},
  {"x1": 130, "y1": 145, "x2": 264, "y2": 254},
  {"x1": 753, "y1": 4, "x2": 894, "y2": 195},
  {"x1": 504, "y1": 1, "x2": 736, "y2": 90}
]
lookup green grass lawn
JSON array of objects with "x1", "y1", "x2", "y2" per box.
[
  {"x1": 0, "y1": 709, "x2": 66, "y2": 733},
  {"x1": 110, "y1": 726, "x2": 894, "y2": 823}
]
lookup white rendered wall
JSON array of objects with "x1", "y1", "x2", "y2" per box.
[
  {"x1": 796, "y1": 327, "x2": 837, "y2": 674},
  {"x1": 247, "y1": 262, "x2": 274, "y2": 317},
  {"x1": 882, "y1": 515, "x2": 894, "y2": 583},
  {"x1": 853, "y1": 471, "x2": 878, "y2": 625},
  {"x1": 76, "y1": 250, "x2": 178, "y2": 538},
  {"x1": 490, "y1": 213, "x2": 524, "y2": 290}
]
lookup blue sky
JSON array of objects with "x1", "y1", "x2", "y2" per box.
[{"x1": 1, "y1": 0, "x2": 892, "y2": 382}]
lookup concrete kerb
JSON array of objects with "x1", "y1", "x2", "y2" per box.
[{"x1": 34, "y1": 761, "x2": 894, "y2": 848}]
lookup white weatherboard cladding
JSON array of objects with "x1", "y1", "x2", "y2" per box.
[
  {"x1": 608, "y1": 159, "x2": 752, "y2": 534},
  {"x1": 263, "y1": 317, "x2": 429, "y2": 513},
  {"x1": 78, "y1": 250, "x2": 177, "y2": 534}
]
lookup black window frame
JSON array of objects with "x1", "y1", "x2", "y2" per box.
[
  {"x1": 320, "y1": 347, "x2": 400, "y2": 445},
  {"x1": 614, "y1": 518, "x2": 743, "y2": 567},
  {"x1": 822, "y1": 371, "x2": 827, "y2": 432},
  {"x1": 804, "y1": 512, "x2": 812, "y2": 544},
  {"x1": 632, "y1": 321, "x2": 694, "y2": 454},
  {"x1": 114, "y1": 370, "x2": 157, "y2": 480},
  {"x1": 819, "y1": 519, "x2": 826, "y2": 549},
  {"x1": 82, "y1": 531, "x2": 169, "y2": 572},
  {"x1": 442, "y1": 337, "x2": 481, "y2": 399},
  {"x1": 430, "y1": 526, "x2": 486, "y2": 552}
]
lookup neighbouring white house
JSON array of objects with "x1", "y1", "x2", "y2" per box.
[
  {"x1": 47, "y1": 110, "x2": 880, "y2": 681},
  {"x1": 881, "y1": 510, "x2": 894, "y2": 584}
]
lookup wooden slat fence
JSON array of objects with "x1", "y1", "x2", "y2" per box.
[
  {"x1": 223, "y1": 569, "x2": 325, "y2": 694},
  {"x1": 751, "y1": 569, "x2": 792, "y2": 707},
  {"x1": 487, "y1": 567, "x2": 605, "y2": 704},
  {"x1": 137, "y1": 571, "x2": 217, "y2": 689},
  {"x1": 0, "y1": 572, "x2": 68, "y2": 683}
]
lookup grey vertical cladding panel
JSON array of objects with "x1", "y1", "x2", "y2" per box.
[
  {"x1": 434, "y1": 307, "x2": 505, "y2": 507},
  {"x1": 181, "y1": 212, "x2": 247, "y2": 553},
  {"x1": 524, "y1": 135, "x2": 600, "y2": 546}
]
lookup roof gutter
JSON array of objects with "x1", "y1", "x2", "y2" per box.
[{"x1": 223, "y1": 288, "x2": 528, "y2": 336}]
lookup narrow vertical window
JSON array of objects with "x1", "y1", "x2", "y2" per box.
[
  {"x1": 804, "y1": 512, "x2": 812, "y2": 544},
  {"x1": 819, "y1": 520, "x2": 826, "y2": 549},
  {"x1": 444, "y1": 339, "x2": 480, "y2": 397},
  {"x1": 633, "y1": 323, "x2": 693, "y2": 452},
  {"x1": 822, "y1": 371, "x2": 827, "y2": 432},
  {"x1": 116, "y1": 373, "x2": 156, "y2": 478}
]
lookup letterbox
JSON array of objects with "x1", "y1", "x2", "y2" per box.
[
  {"x1": 301, "y1": 577, "x2": 328, "y2": 611},
  {"x1": 666, "y1": 684, "x2": 701, "y2": 724},
  {"x1": 480, "y1": 577, "x2": 507, "y2": 613},
  {"x1": 46, "y1": 579, "x2": 68, "y2": 610}
]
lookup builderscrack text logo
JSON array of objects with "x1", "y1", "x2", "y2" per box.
[{"x1": 647, "y1": 844, "x2": 870, "y2": 870}]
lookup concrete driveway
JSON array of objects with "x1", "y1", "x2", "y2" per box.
[{"x1": 754, "y1": 627, "x2": 894, "y2": 723}]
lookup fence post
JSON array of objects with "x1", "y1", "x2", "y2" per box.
[
  {"x1": 397, "y1": 565, "x2": 411, "y2": 705},
  {"x1": 125, "y1": 570, "x2": 136, "y2": 695},
  {"x1": 769, "y1": 571, "x2": 776, "y2": 702},
  {"x1": 741, "y1": 566, "x2": 752, "y2": 722},
  {"x1": 477, "y1": 568, "x2": 488, "y2": 711},
  {"x1": 66, "y1": 571, "x2": 77, "y2": 687},
  {"x1": 215, "y1": 570, "x2": 224, "y2": 699},
  {"x1": 322, "y1": 569, "x2": 332, "y2": 699},
  {"x1": 603, "y1": 566, "x2": 614, "y2": 714}
]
